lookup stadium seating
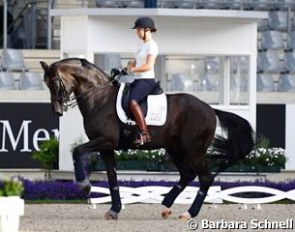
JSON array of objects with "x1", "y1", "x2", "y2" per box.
[
  {"x1": 245, "y1": 0, "x2": 273, "y2": 10},
  {"x1": 173, "y1": 0, "x2": 195, "y2": 9},
  {"x1": 224, "y1": 0, "x2": 243, "y2": 10},
  {"x1": 260, "y1": 30, "x2": 284, "y2": 50},
  {"x1": 257, "y1": 51, "x2": 282, "y2": 73},
  {"x1": 283, "y1": 51, "x2": 295, "y2": 73},
  {"x1": 19, "y1": 72, "x2": 44, "y2": 90},
  {"x1": 95, "y1": 0, "x2": 122, "y2": 8},
  {"x1": 268, "y1": 11, "x2": 288, "y2": 31},
  {"x1": 257, "y1": 73, "x2": 276, "y2": 92},
  {"x1": 121, "y1": 0, "x2": 144, "y2": 8},
  {"x1": 278, "y1": 74, "x2": 295, "y2": 91},
  {"x1": 274, "y1": 0, "x2": 295, "y2": 10},
  {"x1": 198, "y1": 0, "x2": 224, "y2": 9},
  {"x1": 1, "y1": 49, "x2": 27, "y2": 72},
  {"x1": 0, "y1": 72, "x2": 17, "y2": 90},
  {"x1": 286, "y1": 31, "x2": 295, "y2": 50},
  {"x1": 257, "y1": 19, "x2": 269, "y2": 31},
  {"x1": 157, "y1": 0, "x2": 172, "y2": 8}
]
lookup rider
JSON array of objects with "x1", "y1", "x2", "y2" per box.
[{"x1": 126, "y1": 16, "x2": 158, "y2": 145}]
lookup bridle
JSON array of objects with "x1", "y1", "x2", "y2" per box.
[
  {"x1": 50, "y1": 70, "x2": 120, "y2": 111},
  {"x1": 50, "y1": 73, "x2": 70, "y2": 112}
]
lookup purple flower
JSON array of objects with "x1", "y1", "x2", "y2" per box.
[{"x1": 13, "y1": 178, "x2": 295, "y2": 201}]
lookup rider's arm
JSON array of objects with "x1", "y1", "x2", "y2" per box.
[{"x1": 130, "y1": 54, "x2": 156, "y2": 73}]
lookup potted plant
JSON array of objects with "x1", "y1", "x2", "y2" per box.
[
  {"x1": 32, "y1": 137, "x2": 59, "y2": 179},
  {"x1": 0, "y1": 177, "x2": 24, "y2": 232},
  {"x1": 93, "y1": 149, "x2": 166, "y2": 171},
  {"x1": 241, "y1": 147, "x2": 287, "y2": 172},
  {"x1": 228, "y1": 137, "x2": 287, "y2": 173},
  {"x1": 116, "y1": 149, "x2": 165, "y2": 171},
  {"x1": 207, "y1": 136, "x2": 287, "y2": 173}
]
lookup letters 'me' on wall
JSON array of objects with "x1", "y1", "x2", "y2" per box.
[{"x1": 0, "y1": 103, "x2": 59, "y2": 168}]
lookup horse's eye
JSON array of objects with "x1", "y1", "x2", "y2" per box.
[
  {"x1": 44, "y1": 76, "x2": 49, "y2": 85},
  {"x1": 53, "y1": 81, "x2": 60, "y2": 89}
]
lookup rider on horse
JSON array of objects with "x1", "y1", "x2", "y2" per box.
[{"x1": 126, "y1": 16, "x2": 158, "y2": 145}]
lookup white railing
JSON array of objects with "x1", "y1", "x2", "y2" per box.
[{"x1": 89, "y1": 185, "x2": 295, "y2": 206}]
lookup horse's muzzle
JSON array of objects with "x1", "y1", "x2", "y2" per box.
[
  {"x1": 55, "y1": 111, "x2": 63, "y2": 117},
  {"x1": 52, "y1": 101, "x2": 63, "y2": 116}
]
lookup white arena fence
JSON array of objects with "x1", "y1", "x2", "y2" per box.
[{"x1": 88, "y1": 186, "x2": 295, "y2": 206}]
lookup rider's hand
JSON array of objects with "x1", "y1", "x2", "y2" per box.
[
  {"x1": 121, "y1": 68, "x2": 129, "y2": 76},
  {"x1": 111, "y1": 68, "x2": 121, "y2": 78}
]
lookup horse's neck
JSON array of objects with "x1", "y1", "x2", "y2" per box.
[{"x1": 75, "y1": 84, "x2": 117, "y2": 118}]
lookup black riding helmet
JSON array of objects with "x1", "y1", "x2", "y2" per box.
[{"x1": 132, "y1": 16, "x2": 157, "y2": 32}]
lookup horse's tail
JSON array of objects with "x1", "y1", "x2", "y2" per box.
[{"x1": 212, "y1": 109, "x2": 254, "y2": 175}]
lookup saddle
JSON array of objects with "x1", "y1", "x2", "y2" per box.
[
  {"x1": 121, "y1": 81, "x2": 164, "y2": 119},
  {"x1": 116, "y1": 82, "x2": 167, "y2": 126},
  {"x1": 113, "y1": 70, "x2": 167, "y2": 150}
]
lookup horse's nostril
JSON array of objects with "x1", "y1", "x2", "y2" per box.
[{"x1": 56, "y1": 111, "x2": 63, "y2": 117}]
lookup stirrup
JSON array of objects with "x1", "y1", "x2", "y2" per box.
[{"x1": 134, "y1": 132, "x2": 152, "y2": 145}]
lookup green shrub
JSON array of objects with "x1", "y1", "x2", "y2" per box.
[
  {"x1": 0, "y1": 178, "x2": 24, "y2": 197},
  {"x1": 32, "y1": 138, "x2": 59, "y2": 179}
]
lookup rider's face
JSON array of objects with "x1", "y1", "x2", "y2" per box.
[{"x1": 136, "y1": 28, "x2": 146, "y2": 40}]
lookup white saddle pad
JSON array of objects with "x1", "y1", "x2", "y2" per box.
[{"x1": 116, "y1": 83, "x2": 167, "y2": 126}]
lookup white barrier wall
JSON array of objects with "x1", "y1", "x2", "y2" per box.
[
  {"x1": 59, "y1": 108, "x2": 84, "y2": 171},
  {"x1": 87, "y1": 16, "x2": 255, "y2": 55},
  {"x1": 49, "y1": 8, "x2": 267, "y2": 171},
  {"x1": 286, "y1": 105, "x2": 295, "y2": 170}
]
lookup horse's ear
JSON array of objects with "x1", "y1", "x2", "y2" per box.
[{"x1": 40, "y1": 61, "x2": 49, "y2": 71}]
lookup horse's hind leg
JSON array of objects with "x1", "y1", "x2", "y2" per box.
[
  {"x1": 162, "y1": 171, "x2": 196, "y2": 218},
  {"x1": 180, "y1": 158, "x2": 214, "y2": 220},
  {"x1": 161, "y1": 151, "x2": 196, "y2": 219},
  {"x1": 100, "y1": 151, "x2": 122, "y2": 220}
]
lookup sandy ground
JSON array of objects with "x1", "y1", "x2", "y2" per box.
[{"x1": 19, "y1": 203, "x2": 295, "y2": 232}]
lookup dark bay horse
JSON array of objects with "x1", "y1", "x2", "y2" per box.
[{"x1": 40, "y1": 58, "x2": 254, "y2": 220}]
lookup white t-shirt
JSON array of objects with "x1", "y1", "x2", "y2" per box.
[{"x1": 134, "y1": 40, "x2": 158, "y2": 79}]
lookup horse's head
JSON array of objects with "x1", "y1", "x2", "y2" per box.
[
  {"x1": 40, "y1": 60, "x2": 73, "y2": 116},
  {"x1": 41, "y1": 58, "x2": 111, "y2": 116}
]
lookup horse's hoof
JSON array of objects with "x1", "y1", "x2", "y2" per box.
[
  {"x1": 161, "y1": 207, "x2": 172, "y2": 219},
  {"x1": 179, "y1": 212, "x2": 192, "y2": 221},
  {"x1": 82, "y1": 184, "x2": 92, "y2": 196},
  {"x1": 104, "y1": 210, "x2": 119, "y2": 220}
]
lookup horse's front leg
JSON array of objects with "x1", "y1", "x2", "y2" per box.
[
  {"x1": 72, "y1": 143, "x2": 94, "y2": 195},
  {"x1": 72, "y1": 140, "x2": 121, "y2": 219},
  {"x1": 100, "y1": 150, "x2": 122, "y2": 220},
  {"x1": 72, "y1": 138, "x2": 114, "y2": 195}
]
